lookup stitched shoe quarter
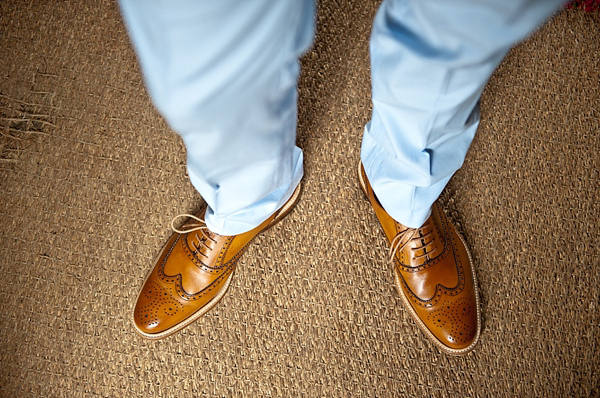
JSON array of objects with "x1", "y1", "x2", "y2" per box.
[{"x1": 358, "y1": 163, "x2": 481, "y2": 355}]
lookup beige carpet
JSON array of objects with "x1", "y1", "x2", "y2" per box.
[{"x1": 1, "y1": 1, "x2": 598, "y2": 396}]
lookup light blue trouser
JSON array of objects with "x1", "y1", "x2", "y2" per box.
[{"x1": 119, "y1": 0, "x2": 563, "y2": 234}]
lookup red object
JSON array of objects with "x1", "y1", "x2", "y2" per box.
[{"x1": 567, "y1": 0, "x2": 600, "y2": 12}]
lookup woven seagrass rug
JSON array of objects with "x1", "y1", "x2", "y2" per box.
[{"x1": 0, "y1": 1, "x2": 598, "y2": 396}]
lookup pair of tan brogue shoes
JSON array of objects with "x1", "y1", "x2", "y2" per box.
[{"x1": 132, "y1": 163, "x2": 481, "y2": 355}]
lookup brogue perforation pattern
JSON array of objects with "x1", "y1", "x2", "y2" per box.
[
  {"x1": 157, "y1": 241, "x2": 231, "y2": 301},
  {"x1": 134, "y1": 281, "x2": 184, "y2": 328},
  {"x1": 154, "y1": 234, "x2": 255, "y2": 301},
  {"x1": 182, "y1": 232, "x2": 234, "y2": 272},
  {"x1": 398, "y1": 228, "x2": 466, "y2": 308},
  {"x1": 172, "y1": 266, "x2": 234, "y2": 301},
  {"x1": 157, "y1": 235, "x2": 180, "y2": 285},
  {"x1": 427, "y1": 297, "x2": 475, "y2": 344}
]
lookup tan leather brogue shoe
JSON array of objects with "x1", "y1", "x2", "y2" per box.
[
  {"x1": 133, "y1": 183, "x2": 302, "y2": 339},
  {"x1": 358, "y1": 163, "x2": 481, "y2": 355}
]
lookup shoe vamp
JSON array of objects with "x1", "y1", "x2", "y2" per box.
[
  {"x1": 163, "y1": 237, "x2": 226, "y2": 295},
  {"x1": 135, "y1": 266, "x2": 233, "y2": 334},
  {"x1": 398, "y1": 249, "x2": 460, "y2": 301}
]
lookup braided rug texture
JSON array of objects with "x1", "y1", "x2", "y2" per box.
[{"x1": 0, "y1": 1, "x2": 598, "y2": 396}]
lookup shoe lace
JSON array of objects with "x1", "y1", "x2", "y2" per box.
[
  {"x1": 388, "y1": 220, "x2": 440, "y2": 264},
  {"x1": 171, "y1": 214, "x2": 217, "y2": 258}
]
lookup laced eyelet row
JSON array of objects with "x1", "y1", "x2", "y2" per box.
[
  {"x1": 388, "y1": 221, "x2": 438, "y2": 263},
  {"x1": 171, "y1": 214, "x2": 217, "y2": 258}
]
